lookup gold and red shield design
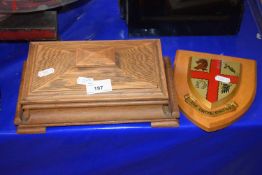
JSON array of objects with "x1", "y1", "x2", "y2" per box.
[
  {"x1": 174, "y1": 50, "x2": 256, "y2": 132},
  {"x1": 189, "y1": 57, "x2": 241, "y2": 109}
]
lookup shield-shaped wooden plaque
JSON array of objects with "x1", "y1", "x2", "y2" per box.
[{"x1": 174, "y1": 50, "x2": 256, "y2": 132}]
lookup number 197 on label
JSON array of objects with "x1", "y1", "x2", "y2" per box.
[{"x1": 94, "y1": 86, "x2": 103, "y2": 91}]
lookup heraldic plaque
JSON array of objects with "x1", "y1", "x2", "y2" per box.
[
  {"x1": 174, "y1": 50, "x2": 256, "y2": 132},
  {"x1": 15, "y1": 40, "x2": 179, "y2": 134}
]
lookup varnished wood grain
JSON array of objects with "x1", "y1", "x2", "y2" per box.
[
  {"x1": 15, "y1": 40, "x2": 179, "y2": 134},
  {"x1": 164, "y1": 57, "x2": 180, "y2": 118},
  {"x1": 26, "y1": 40, "x2": 168, "y2": 102},
  {"x1": 76, "y1": 47, "x2": 116, "y2": 67},
  {"x1": 17, "y1": 126, "x2": 46, "y2": 134},
  {"x1": 174, "y1": 50, "x2": 256, "y2": 132}
]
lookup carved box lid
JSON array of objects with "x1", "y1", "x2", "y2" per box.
[{"x1": 20, "y1": 40, "x2": 169, "y2": 108}]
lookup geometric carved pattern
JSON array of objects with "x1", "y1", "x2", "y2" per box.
[
  {"x1": 22, "y1": 40, "x2": 169, "y2": 105},
  {"x1": 15, "y1": 40, "x2": 180, "y2": 134},
  {"x1": 76, "y1": 47, "x2": 116, "y2": 67},
  {"x1": 25, "y1": 40, "x2": 168, "y2": 102}
]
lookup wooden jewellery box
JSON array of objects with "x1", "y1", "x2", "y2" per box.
[{"x1": 15, "y1": 40, "x2": 179, "y2": 134}]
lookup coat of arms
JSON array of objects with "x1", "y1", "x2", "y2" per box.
[
  {"x1": 189, "y1": 57, "x2": 240, "y2": 109},
  {"x1": 174, "y1": 50, "x2": 256, "y2": 132}
]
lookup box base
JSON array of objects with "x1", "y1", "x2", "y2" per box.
[{"x1": 15, "y1": 57, "x2": 179, "y2": 134}]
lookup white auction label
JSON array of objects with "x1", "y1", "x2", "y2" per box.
[
  {"x1": 215, "y1": 75, "x2": 230, "y2": 84},
  {"x1": 86, "y1": 84, "x2": 95, "y2": 95},
  {"x1": 77, "y1": 77, "x2": 94, "y2": 85},
  {"x1": 86, "y1": 79, "x2": 112, "y2": 95},
  {"x1": 38, "y1": 68, "x2": 55, "y2": 77}
]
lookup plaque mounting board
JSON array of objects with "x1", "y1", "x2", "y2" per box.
[
  {"x1": 174, "y1": 50, "x2": 256, "y2": 132},
  {"x1": 15, "y1": 40, "x2": 179, "y2": 134}
]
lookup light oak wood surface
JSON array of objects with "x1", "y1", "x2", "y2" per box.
[
  {"x1": 174, "y1": 50, "x2": 256, "y2": 132},
  {"x1": 15, "y1": 40, "x2": 179, "y2": 134}
]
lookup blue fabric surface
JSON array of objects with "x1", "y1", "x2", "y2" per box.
[{"x1": 0, "y1": 0, "x2": 262, "y2": 174}]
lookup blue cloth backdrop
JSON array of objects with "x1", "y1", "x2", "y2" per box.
[{"x1": 0, "y1": 0, "x2": 262, "y2": 175}]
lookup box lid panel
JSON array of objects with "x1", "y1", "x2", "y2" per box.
[{"x1": 22, "y1": 40, "x2": 168, "y2": 104}]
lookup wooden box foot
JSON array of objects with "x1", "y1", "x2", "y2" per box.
[
  {"x1": 17, "y1": 126, "x2": 46, "y2": 134},
  {"x1": 151, "y1": 120, "x2": 179, "y2": 128}
]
